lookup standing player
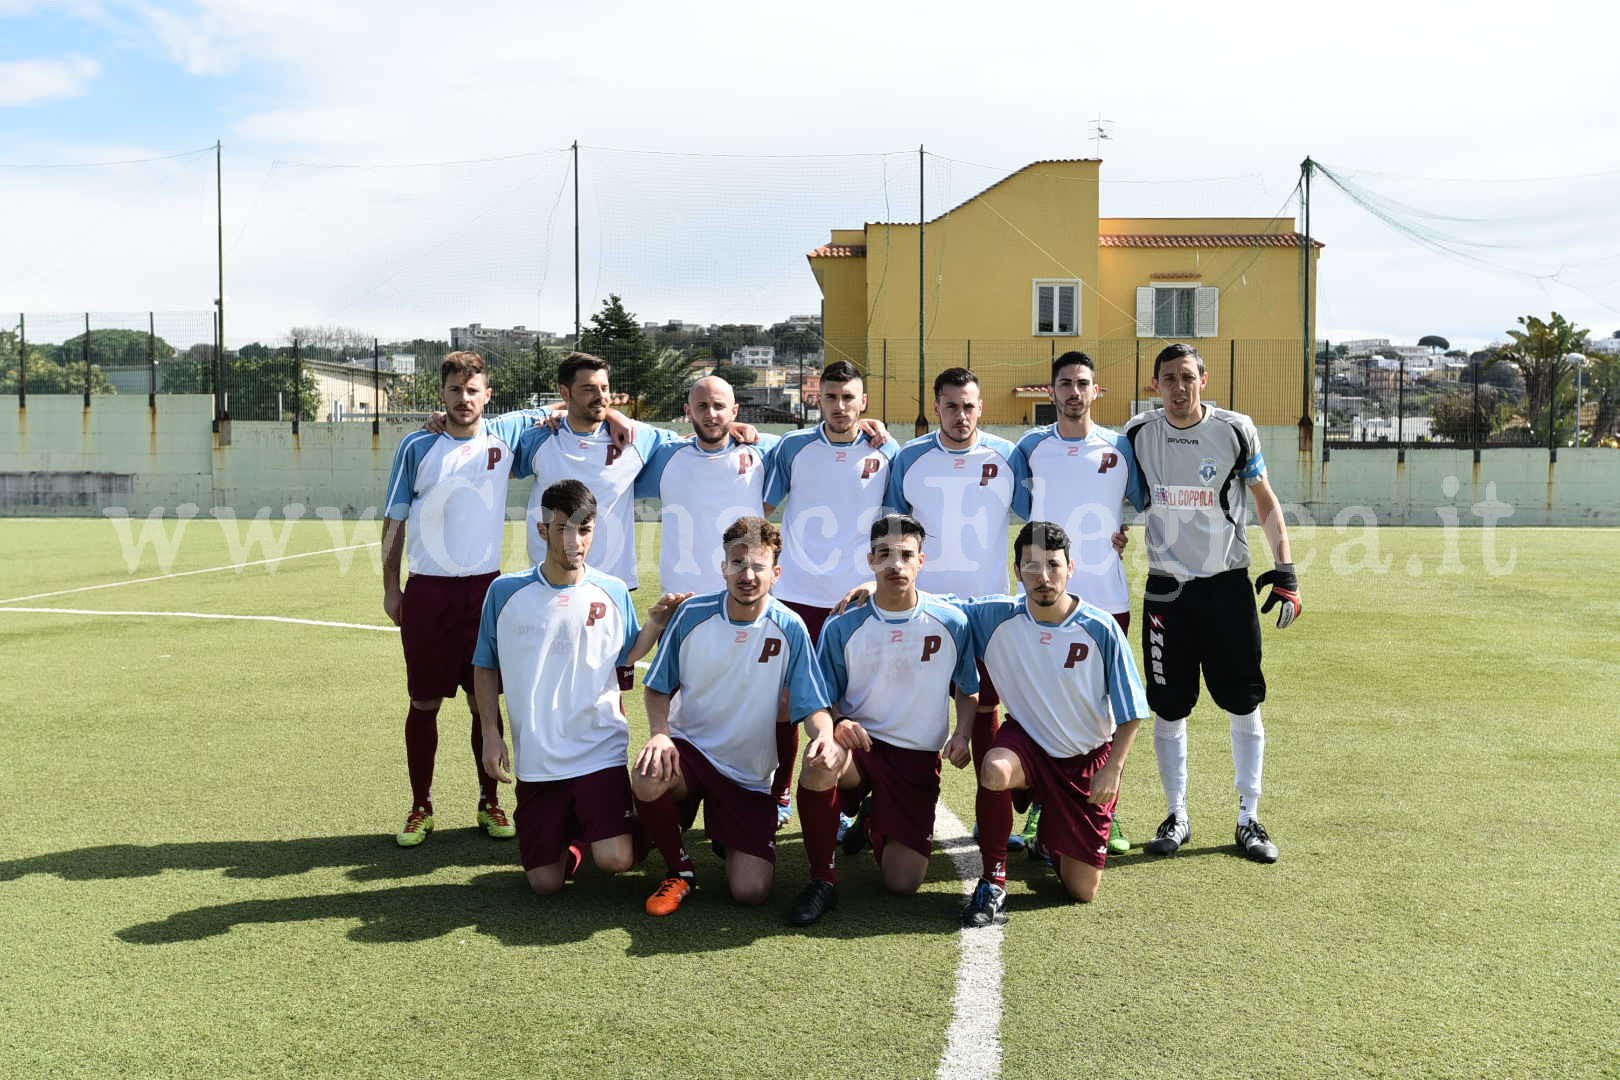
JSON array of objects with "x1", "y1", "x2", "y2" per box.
[
  {"x1": 763, "y1": 360, "x2": 898, "y2": 828},
  {"x1": 516, "y1": 353, "x2": 683, "y2": 588},
  {"x1": 630, "y1": 517, "x2": 839, "y2": 915},
  {"x1": 636, "y1": 377, "x2": 782, "y2": 599},
  {"x1": 789, "y1": 514, "x2": 978, "y2": 926},
  {"x1": 1125, "y1": 343, "x2": 1302, "y2": 864},
  {"x1": 886, "y1": 367, "x2": 1021, "y2": 852},
  {"x1": 956, "y1": 522, "x2": 1150, "y2": 925},
  {"x1": 1010, "y1": 350, "x2": 1146, "y2": 856},
  {"x1": 472, "y1": 480, "x2": 688, "y2": 894},
  {"x1": 382, "y1": 351, "x2": 542, "y2": 847}
]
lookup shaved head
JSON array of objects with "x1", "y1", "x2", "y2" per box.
[{"x1": 687, "y1": 375, "x2": 739, "y2": 447}]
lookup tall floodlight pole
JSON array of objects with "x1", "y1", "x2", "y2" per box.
[
  {"x1": 1300, "y1": 157, "x2": 1314, "y2": 429},
  {"x1": 915, "y1": 145, "x2": 927, "y2": 436},
  {"x1": 217, "y1": 140, "x2": 226, "y2": 370},
  {"x1": 573, "y1": 140, "x2": 581, "y2": 345}
]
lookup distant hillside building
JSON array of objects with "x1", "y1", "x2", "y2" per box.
[{"x1": 449, "y1": 323, "x2": 561, "y2": 352}]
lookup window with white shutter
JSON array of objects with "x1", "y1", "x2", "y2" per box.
[
  {"x1": 1136, "y1": 284, "x2": 1220, "y2": 338},
  {"x1": 1031, "y1": 279, "x2": 1080, "y2": 336}
]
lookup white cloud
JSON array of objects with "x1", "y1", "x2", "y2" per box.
[{"x1": 0, "y1": 55, "x2": 101, "y2": 107}]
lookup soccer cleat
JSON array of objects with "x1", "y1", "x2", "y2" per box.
[
  {"x1": 788, "y1": 879, "x2": 839, "y2": 926},
  {"x1": 395, "y1": 807, "x2": 434, "y2": 848},
  {"x1": 775, "y1": 796, "x2": 793, "y2": 831},
  {"x1": 477, "y1": 803, "x2": 516, "y2": 840},
  {"x1": 961, "y1": 878, "x2": 1009, "y2": 928},
  {"x1": 1144, "y1": 813, "x2": 1191, "y2": 856},
  {"x1": 834, "y1": 812, "x2": 858, "y2": 846},
  {"x1": 1107, "y1": 819, "x2": 1131, "y2": 855},
  {"x1": 1019, "y1": 804, "x2": 1042, "y2": 847},
  {"x1": 1235, "y1": 819, "x2": 1280, "y2": 863},
  {"x1": 644, "y1": 875, "x2": 695, "y2": 916},
  {"x1": 841, "y1": 794, "x2": 873, "y2": 856},
  {"x1": 1026, "y1": 837, "x2": 1055, "y2": 868}
]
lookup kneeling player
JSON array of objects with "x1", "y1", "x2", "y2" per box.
[
  {"x1": 790, "y1": 514, "x2": 979, "y2": 926},
  {"x1": 631, "y1": 517, "x2": 839, "y2": 915},
  {"x1": 473, "y1": 480, "x2": 686, "y2": 895},
  {"x1": 959, "y1": 521, "x2": 1150, "y2": 926}
]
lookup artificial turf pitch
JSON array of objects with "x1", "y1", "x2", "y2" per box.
[{"x1": 0, "y1": 519, "x2": 1615, "y2": 1079}]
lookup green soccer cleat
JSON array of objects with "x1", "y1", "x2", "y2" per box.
[
  {"x1": 396, "y1": 807, "x2": 434, "y2": 847},
  {"x1": 1108, "y1": 819, "x2": 1130, "y2": 855},
  {"x1": 477, "y1": 803, "x2": 516, "y2": 840},
  {"x1": 1018, "y1": 804, "x2": 1042, "y2": 847}
]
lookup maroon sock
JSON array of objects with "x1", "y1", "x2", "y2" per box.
[
  {"x1": 630, "y1": 816, "x2": 652, "y2": 867},
  {"x1": 404, "y1": 705, "x2": 439, "y2": 813},
  {"x1": 634, "y1": 792, "x2": 694, "y2": 877},
  {"x1": 771, "y1": 723, "x2": 799, "y2": 802},
  {"x1": 838, "y1": 786, "x2": 864, "y2": 817},
  {"x1": 470, "y1": 709, "x2": 503, "y2": 808},
  {"x1": 977, "y1": 785, "x2": 1013, "y2": 886},
  {"x1": 797, "y1": 782, "x2": 841, "y2": 884}
]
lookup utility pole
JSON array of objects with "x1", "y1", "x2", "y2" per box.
[
  {"x1": 573, "y1": 140, "x2": 581, "y2": 345},
  {"x1": 915, "y1": 145, "x2": 927, "y2": 436}
]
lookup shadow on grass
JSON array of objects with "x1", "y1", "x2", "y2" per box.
[
  {"x1": 0, "y1": 827, "x2": 520, "y2": 884},
  {"x1": 114, "y1": 846, "x2": 972, "y2": 954}
]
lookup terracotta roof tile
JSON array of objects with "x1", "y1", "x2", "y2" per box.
[
  {"x1": 808, "y1": 243, "x2": 866, "y2": 258},
  {"x1": 1101, "y1": 233, "x2": 1324, "y2": 249}
]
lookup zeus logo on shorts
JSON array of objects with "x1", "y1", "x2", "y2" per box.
[
  {"x1": 1064, "y1": 642, "x2": 1089, "y2": 668},
  {"x1": 1097, "y1": 452, "x2": 1119, "y2": 474},
  {"x1": 757, "y1": 638, "x2": 782, "y2": 663},
  {"x1": 485, "y1": 447, "x2": 503, "y2": 470},
  {"x1": 585, "y1": 602, "x2": 607, "y2": 627},
  {"x1": 919, "y1": 635, "x2": 941, "y2": 662},
  {"x1": 605, "y1": 444, "x2": 624, "y2": 467}
]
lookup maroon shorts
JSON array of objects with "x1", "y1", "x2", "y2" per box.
[
  {"x1": 514, "y1": 766, "x2": 635, "y2": 871},
  {"x1": 673, "y1": 739, "x2": 778, "y2": 864},
  {"x1": 993, "y1": 718, "x2": 1114, "y2": 869},
  {"x1": 851, "y1": 737, "x2": 942, "y2": 859},
  {"x1": 1112, "y1": 611, "x2": 1130, "y2": 634},
  {"x1": 973, "y1": 658, "x2": 1001, "y2": 710},
  {"x1": 781, "y1": 600, "x2": 833, "y2": 646},
  {"x1": 400, "y1": 571, "x2": 498, "y2": 701}
]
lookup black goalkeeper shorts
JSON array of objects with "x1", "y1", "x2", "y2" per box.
[{"x1": 1140, "y1": 567, "x2": 1266, "y2": 721}]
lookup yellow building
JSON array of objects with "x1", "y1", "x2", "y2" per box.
[{"x1": 807, "y1": 159, "x2": 1321, "y2": 426}]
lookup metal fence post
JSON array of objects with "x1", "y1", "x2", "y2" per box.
[
  {"x1": 1396, "y1": 357, "x2": 1406, "y2": 462},
  {"x1": 1321, "y1": 340, "x2": 1331, "y2": 462},
  {"x1": 17, "y1": 313, "x2": 26, "y2": 409},
  {"x1": 1471, "y1": 357, "x2": 1482, "y2": 461},
  {"x1": 292, "y1": 338, "x2": 302, "y2": 434},
  {"x1": 148, "y1": 312, "x2": 157, "y2": 409},
  {"x1": 82, "y1": 312, "x2": 92, "y2": 408},
  {"x1": 372, "y1": 338, "x2": 381, "y2": 437}
]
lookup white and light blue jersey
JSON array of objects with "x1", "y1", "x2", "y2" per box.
[
  {"x1": 960, "y1": 594, "x2": 1149, "y2": 759},
  {"x1": 1010, "y1": 425, "x2": 1147, "y2": 615},
  {"x1": 644, "y1": 592, "x2": 830, "y2": 793},
  {"x1": 384, "y1": 411, "x2": 537, "y2": 577},
  {"x1": 817, "y1": 592, "x2": 978, "y2": 752},
  {"x1": 518, "y1": 420, "x2": 681, "y2": 587},
  {"x1": 473, "y1": 566, "x2": 640, "y2": 783},
  {"x1": 765, "y1": 425, "x2": 898, "y2": 609},
  {"x1": 886, "y1": 431, "x2": 1019, "y2": 601},
  {"x1": 636, "y1": 433, "x2": 781, "y2": 597}
]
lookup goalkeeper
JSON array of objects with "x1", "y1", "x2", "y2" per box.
[{"x1": 1123, "y1": 344, "x2": 1303, "y2": 864}]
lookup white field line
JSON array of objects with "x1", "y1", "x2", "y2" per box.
[
  {"x1": 0, "y1": 542, "x2": 381, "y2": 605},
  {"x1": 0, "y1": 607, "x2": 398, "y2": 632},
  {"x1": 934, "y1": 802, "x2": 1003, "y2": 1080}
]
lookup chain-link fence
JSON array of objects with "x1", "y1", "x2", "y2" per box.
[{"x1": 1317, "y1": 346, "x2": 1599, "y2": 451}]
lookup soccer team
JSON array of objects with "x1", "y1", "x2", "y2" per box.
[{"x1": 381, "y1": 342, "x2": 1303, "y2": 928}]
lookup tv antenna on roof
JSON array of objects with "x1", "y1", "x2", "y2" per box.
[{"x1": 1090, "y1": 115, "x2": 1114, "y2": 157}]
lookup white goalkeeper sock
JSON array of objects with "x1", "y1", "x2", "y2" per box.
[
  {"x1": 1154, "y1": 715, "x2": 1188, "y2": 817},
  {"x1": 1230, "y1": 708, "x2": 1265, "y2": 823}
]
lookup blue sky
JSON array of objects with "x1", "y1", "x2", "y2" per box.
[{"x1": 5, "y1": 1, "x2": 1620, "y2": 350}]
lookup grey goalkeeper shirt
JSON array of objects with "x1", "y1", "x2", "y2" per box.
[{"x1": 1124, "y1": 405, "x2": 1268, "y2": 582}]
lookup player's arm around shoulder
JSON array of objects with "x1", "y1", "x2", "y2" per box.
[{"x1": 626, "y1": 591, "x2": 695, "y2": 665}]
